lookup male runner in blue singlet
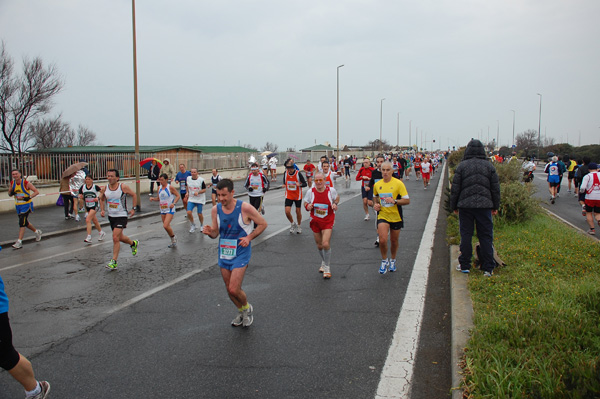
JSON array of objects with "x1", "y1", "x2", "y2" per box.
[{"x1": 202, "y1": 179, "x2": 267, "y2": 327}]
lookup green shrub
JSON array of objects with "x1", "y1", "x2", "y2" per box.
[
  {"x1": 447, "y1": 148, "x2": 465, "y2": 172},
  {"x1": 495, "y1": 160, "x2": 522, "y2": 184},
  {"x1": 497, "y1": 182, "x2": 540, "y2": 225}
]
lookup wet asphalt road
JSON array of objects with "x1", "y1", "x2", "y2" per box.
[{"x1": 0, "y1": 172, "x2": 451, "y2": 398}]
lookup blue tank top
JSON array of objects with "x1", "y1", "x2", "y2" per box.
[
  {"x1": 0, "y1": 275, "x2": 9, "y2": 313},
  {"x1": 217, "y1": 200, "x2": 252, "y2": 268}
]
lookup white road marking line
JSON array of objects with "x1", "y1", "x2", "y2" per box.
[{"x1": 375, "y1": 166, "x2": 446, "y2": 399}]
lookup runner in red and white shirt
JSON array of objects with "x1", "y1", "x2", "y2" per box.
[
  {"x1": 580, "y1": 163, "x2": 600, "y2": 235},
  {"x1": 356, "y1": 157, "x2": 375, "y2": 220},
  {"x1": 421, "y1": 158, "x2": 431, "y2": 189},
  {"x1": 413, "y1": 155, "x2": 423, "y2": 180},
  {"x1": 303, "y1": 159, "x2": 317, "y2": 187},
  {"x1": 304, "y1": 171, "x2": 340, "y2": 279}
]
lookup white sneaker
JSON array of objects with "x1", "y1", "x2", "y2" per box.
[
  {"x1": 75, "y1": 215, "x2": 80, "y2": 222},
  {"x1": 319, "y1": 261, "x2": 325, "y2": 273},
  {"x1": 84, "y1": 235, "x2": 92, "y2": 243},
  {"x1": 12, "y1": 240, "x2": 23, "y2": 249},
  {"x1": 84, "y1": 212, "x2": 88, "y2": 219},
  {"x1": 189, "y1": 224, "x2": 197, "y2": 233},
  {"x1": 168, "y1": 235, "x2": 178, "y2": 248},
  {"x1": 296, "y1": 225, "x2": 302, "y2": 234},
  {"x1": 35, "y1": 229, "x2": 42, "y2": 242},
  {"x1": 290, "y1": 223, "x2": 296, "y2": 234},
  {"x1": 98, "y1": 231, "x2": 106, "y2": 241},
  {"x1": 364, "y1": 214, "x2": 370, "y2": 221},
  {"x1": 242, "y1": 303, "x2": 253, "y2": 327}
]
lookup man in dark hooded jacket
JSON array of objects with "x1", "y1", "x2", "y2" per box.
[{"x1": 450, "y1": 139, "x2": 501, "y2": 276}]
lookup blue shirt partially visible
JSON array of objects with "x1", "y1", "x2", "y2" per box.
[
  {"x1": 0, "y1": 275, "x2": 9, "y2": 314},
  {"x1": 175, "y1": 171, "x2": 192, "y2": 193}
]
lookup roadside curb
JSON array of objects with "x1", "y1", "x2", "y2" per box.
[{"x1": 450, "y1": 244, "x2": 473, "y2": 399}]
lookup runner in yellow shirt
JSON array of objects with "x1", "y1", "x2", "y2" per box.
[{"x1": 373, "y1": 162, "x2": 410, "y2": 274}]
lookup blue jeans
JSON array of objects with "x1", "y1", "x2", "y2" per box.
[{"x1": 458, "y1": 208, "x2": 495, "y2": 273}]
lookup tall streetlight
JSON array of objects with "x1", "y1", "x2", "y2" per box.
[
  {"x1": 396, "y1": 112, "x2": 400, "y2": 149},
  {"x1": 537, "y1": 93, "x2": 542, "y2": 160},
  {"x1": 379, "y1": 98, "x2": 385, "y2": 152},
  {"x1": 131, "y1": 0, "x2": 141, "y2": 211},
  {"x1": 510, "y1": 110, "x2": 516, "y2": 149},
  {"x1": 336, "y1": 64, "x2": 344, "y2": 161}
]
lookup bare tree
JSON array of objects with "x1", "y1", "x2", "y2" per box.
[
  {"x1": 28, "y1": 114, "x2": 73, "y2": 149},
  {"x1": 74, "y1": 124, "x2": 97, "y2": 146},
  {"x1": 366, "y1": 138, "x2": 391, "y2": 152},
  {"x1": 262, "y1": 142, "x2": 278, "y2": 152},
  {"x1": 515, "y1": 129, "x2": 539, "y2": 158},
  {"x1": 0, "y1": 42, "x2": 64, "y2": 155}
]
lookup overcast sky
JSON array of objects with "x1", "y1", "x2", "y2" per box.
[{"x1": 1, "y1": 0, "x2": 599, "y2": 152}]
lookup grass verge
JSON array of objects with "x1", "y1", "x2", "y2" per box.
[{"x1": 461, "y1": 213, "x2": 600, "y2": 398}]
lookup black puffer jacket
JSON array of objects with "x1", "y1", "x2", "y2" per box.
[{"x1": 450, "y1": 139, "x2": 500, "y2": 210}]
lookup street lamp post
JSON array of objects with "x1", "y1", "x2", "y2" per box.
[
  {"x1": 131, "y1": 0, "x2": 141, "y2": 211},
  {"x1": 510, "y1": 110, "x2": 515, "y2": 149},
  {"x1": 396, "y1": 112, "x2": 400, "y2": 149},
  {"x1": 537, "y1": 93, "x2": 542, "y2": 160},
  {"x1": 379, "y1": 98, "x2": 385, "y2": 153},
  {"x1": 336, "y1": 64, "x2": 344, "y2": 161}
]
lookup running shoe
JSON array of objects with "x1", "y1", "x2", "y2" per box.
[
  {"x1": 84, "y1": 235, "x2": 92, "y2": 243},
  {"x1": 389, "y1": 259, "x2": 397, "y2": 272},
  {"x1": 131, "y1": 240, "x2": 139, "y2": 256},
  {"x1": 374, "y1": 236, "x2": 379, "y2": 247},
  {"x1": 12, "y1": 240, "x2": 23, "y2": 249},
  {"x1": 242, "y1": 303, "x2": 253, "y2": 327},
  {"x1": 231, "y1": 311, "x2": 243, "y2": 327},
  {"x1": 582, "y1": 206, "x2": 587, "y2": 216},
  {"x1": 296, "y1": 225, "x2": 302, "y2": 234},
  {"x1": 364, "y1": 214, "x2": 370, "y2": 221},
  {"x1": 98, "y1": 231, "x2": 106, "y2": 241},
  {"x1": 323, "y1": 266, "x2": 331, "y2": 279},
  {"x1": 483, "y1": 271, "x2": 493, "y2": 277},
  {"x1": 551, "y1": 197, "x2": 555, "y2": 204},
  {"x1": 588, "y1": 228, "x2": 596, "y2": 235},
  {"x1": 290, "y1": 223, "x2": 297, "y2": 234},
  {"x1": 189, "y1": 224, "x2": 197, "y2": 233},
  {"x1": 379, "y1": 259, "x2": 388, "y2": 274},
  {"x1": 84, "y1": 212, "x2": 88, "y2": 219},
  {"x1": 319, "y1": 261, "x2": 325, "y2": 273},
  {"x1": 106, "y1": 259, "x2": 118, "y2": 270},
  {"x1": 65, "y1": 216, "x2": 70, "y2": 220},
  {"x1": 31, "y1": 381, "x2": 51, "y2": 399},
  {"x1": 261, "y1": 205, "x2": 265, "y2": 215},
  {"x1": 75, "y1": 214, "x2": 80, "y2": 221},
  {"x1": 35, "y1": 229, "x2": 42, "y2": 242},
  {"x1": 168, "y1": 236, "x2": 178, "y2": 248}
]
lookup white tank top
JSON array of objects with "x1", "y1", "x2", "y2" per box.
[{"x1": 105, "y1": 183, "x2": 128, "y2": 217}]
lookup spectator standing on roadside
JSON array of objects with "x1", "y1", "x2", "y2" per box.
[
  {"x1": 148, "y1": 159, "x2": 160, "y2": 196},
  {"x1": 161, "y1": 158, "x2": 176, "y2": 182},
  {"x1": 0, "y1": 274, "x2": 51, "y2": 398},
  {"x1": 60, "y1": 174, "x2": 75, "y2": 219},
  {"x1": 450, "y1": 139, "x2": 501, "y2": 276}
]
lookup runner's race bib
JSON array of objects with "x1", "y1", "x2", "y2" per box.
[
  {"x1": 108, "y1": 199, "x2": 120, "y2": 209},
  {"x1": 219, "y1": 239, "x2": 237, "y2": 260},
  {"x1": 159, "y1": 200, "x2": 169, "y2": 211},
  {"x1": 287, "y1": 182, "x2": 297, "y2": 191},
  {"x1": 314, "y1": 203, "x2": 328, "y2": 218},
  {"x1": 85, "y1": 198, "x2": 96, "y2": 206},
  {"x1": 379, "y1": 192, "x2": 395, "y2": 207}
]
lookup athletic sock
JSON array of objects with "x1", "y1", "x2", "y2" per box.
[
  {"x1": 25, "y1": 381, "x2": 41, "y2": 397},
  {"x1": 323, "y1": 249, "x2": 331, "y2": 267},
  {"x1": 318, "y1": 249, "x2": 325, "y2": 261},
  {"x1": 241, "y1": 303, "x2": 250, "y2": 311}
]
